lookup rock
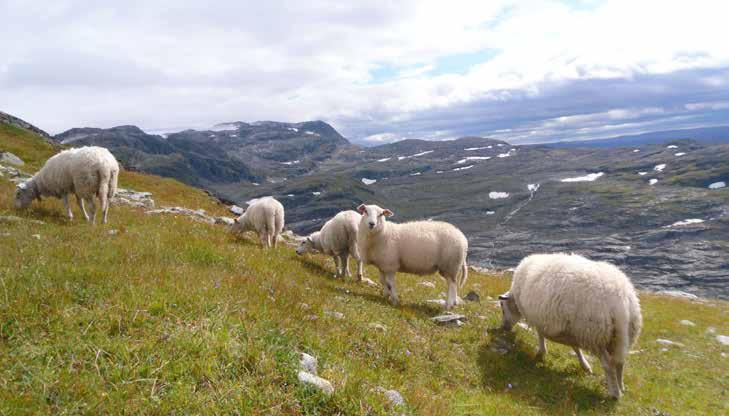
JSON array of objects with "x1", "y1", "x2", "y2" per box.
[
  {"x1": 679, "y1": 320, "x2": 696, "y2": 327},
  {"x1": 297, "y1": 371, "x2": 334, "y2": 396},
  {"x1": 657, "y1": 290, "x2": 699, "y2": 300},
  {"x1": 369, "y1": 323, "x2": 387, "y2": 332},
  {"x1": 376, "y1": 387, "x2": 405, "y2": 407},
  {"x1": 31, "y1": 234, "x2": 41, "y2": 240},
  {"x1": 0, "y1": 152, "x2": 24, "y2": 166},
  {"x1": 112, "y1": 188, "x2": 155, "y2": 209},
  {"x1": 361, "y1": 277, "x2": 379, "y2": 287},
  {"x1": 146, "y1": 206, "x2": 216, "y2": 224},
  {"x1": 324, "y1": 311, "x2": 345, "y2": 320},
  {"x1": 431, "y1": 313, "x2": 466, "y2": 325},
  {"x1": 716, "y1": 335, "x2": 729, "y2": 346},
  {"x1": 230, "y1": 205, "x2": 245, "y2": 215},
  {"x1": 706, "y1": 327, "x2": 716, "y2": 334},
  {"x1": 0, "y1": 215, "x2": 23, "y2": 223},
  {"x1": 418, "y1": 281, "x2": 436, "y2": 289},
  {"x1": 464, "y1": 291, "x2": 480, "y2": 302},
  {"x1": 516, "y1": 322, "x2": 532, "y2": 331},
  {"x1": 299, "y1": 352, "x2": 318, "y2": 375},
  {"x1": 299, "y1": 303, "x2": 310, "y2": 310},
  {"x1": 425, "y1": 299, "x2": 446, "y2": 307},
  {"x1": 107, "y1": 229, "x2": 119, "y2": 236},
  {"x1": 303, "y1": 314, "x2": 318, "y2": 321},
  {"x1": 656, "y1": 338, "x2": 684, "y2": 347},
  {"x1": 215, "y1": 217, "x2": 235, "y2": 226}
]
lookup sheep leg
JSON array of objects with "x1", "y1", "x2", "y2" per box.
[
  {"x1": 356, "y1": 260, "x2": 364, "y2": 282},
  {"x1": 599, "y1": 349, "x2": 622, "y2": 399},
  {"x1": 272, "y1": 233, "x2": 278, "y2": 248},
  {"x1": 341, "y1": 253, "x2": 351, "y2": 278},
  {"x1": 332, "y1": 255, "x2": 342, "y2": 278},
  {"x1": 615, "y1": 361, "x2": 625, "y2": 392},
  {"x1": 385, "y1": 272, "x2": 399, "y2": 306},
  {"x1": 86, "y1": 198, "x2": 97, "y2": 224},
  {"x1": 76, "y1": 196, "x2": 89, "y2": 221},
  {"x1": 63, "y1": 195, "x2": 73, "y2": 220},
  {"x1": 99, "y1": 185, "x2": 109, "y2": 224},
  {"x1": 536, "y1": 332, "x2": 547, "y2": 359},
  {"x1": 445, "y1": 277, "x2": 458, "y2": 310},
  {"x1": 574, "y1": 347, "x2": 593, "y2": 374},
  {"x1": 379, "y1": 271, "x2": 390, "y2": 297}
]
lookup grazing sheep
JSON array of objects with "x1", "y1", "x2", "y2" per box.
[
  {"x1": 356, "y1": 204, "x2": 468, "y2": 310},
  {"x1": 296, "y1": 210, "x2": 364, "y2": 281},
  {"x1": 231, "y1": 197, "x2": 284, "y2": 248},
  {"x1": 15, "y1": 146, "x2": 119, "y2": 224},
  {"x1": 499, "y1": 253, "x2": 642, "y2": 399}
]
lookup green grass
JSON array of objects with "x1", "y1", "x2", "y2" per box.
[{"x1": 1, "y1": 127, "x2": 728, "y2": 415}]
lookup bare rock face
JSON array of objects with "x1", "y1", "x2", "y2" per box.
[
  {"x1": 146, "y1": 207, "x2": 216, "y2": 224},
  {"x1": 0, "y1": 152, "x2": 24, "y2": 166},
  {"x1": 297, "y1": 371, "x2": 334, "y2": 396}
]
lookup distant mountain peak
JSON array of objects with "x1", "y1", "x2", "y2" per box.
[{"x1": 0, "y1": 110, "x2": 53, "y2": 141}]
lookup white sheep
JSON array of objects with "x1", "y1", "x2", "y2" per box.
[
  {"x1": 498, "y1": 253, "x2": 642, "y2": 399},
  {"x1": 231, "y1": 197, "x2": 284, "y2": 248},
  {"x1": 296, "y1": 210, "x2": 364, "y2": 281},
  {"x1": 356, "y1": 204, "x2": 468, "y2": 310},
  {"x1": 14, "y1": 146, "x2": 119, "y2": 224}
]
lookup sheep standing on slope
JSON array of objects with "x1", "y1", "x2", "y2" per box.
[
  {"x1": 296, "y1": 210, "x2": 364, "y2": 281},
  {"x1": 356, "y1": 204, "x2": 468, "y2": 310},
  {"x1": 499, "y1": 253, "x2": 642, "y2": 399},
  {"x1": 231, "y1": 197, "x2": 284, "y2": 248},
  {"x1": 15, "y1": 146, "x2": 119, "y2": 224}
]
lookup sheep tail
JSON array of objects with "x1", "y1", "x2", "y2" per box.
[
  {"x1": 458, "y1": 260, "x2": 469, "y2": 288},
  {"x1": 108, "y1": 167, "x2": 118, "y2": 199}
]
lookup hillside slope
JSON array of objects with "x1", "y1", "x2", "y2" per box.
[{"x1": 2, "y1": 120, "x2": 728, "y2": 415}]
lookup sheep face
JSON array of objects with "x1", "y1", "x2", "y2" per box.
[
  {"x1": 296, "y1": 235, "x2": 317, "y2": 255},
  {"x1": 14, "y1": 182, "x2": 36, "y2": 209},
  {"x1": 231, "y1": 214, "x2": 248, "y2": 234},
  {"x1": 357, "y1": 204, "x2": 393, "y2": 233},
  {"x1": 499, "y1": 292, "x2": 522, "y2": 331}
]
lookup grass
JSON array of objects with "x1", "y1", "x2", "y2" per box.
[{"x1": 1, "y1": 128, "x2": 728, "y2": 415}]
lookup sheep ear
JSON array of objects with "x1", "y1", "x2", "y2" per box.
[
  {"x1": 382, "y1": 209, "x2": 394, "y2": 217},
  {"x1": 307, "y1": 236, "x2": 313, "y2": 243},
  {"x1": 357, "y1": 204, "x2": 367, "y2": 214},
  {"x1": 498, "y1": 294, "x2": 510, "y2": 300}
]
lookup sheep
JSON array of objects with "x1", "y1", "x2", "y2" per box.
[
  {"x1": 231, "y1": 197, "x2": 284, "y2": 248},
  {"x1": 14, "y1": 146, "x2": 119, "y2": 224},
  {"x1": 296, "y1": 210, "x2": 364, "y2": 281},
  {"x1": 498, "y1": 253, "x2": 642, "y2": 399},
  {"x1": 356, "y1": 204, "x2": 468, "y2": 310}
]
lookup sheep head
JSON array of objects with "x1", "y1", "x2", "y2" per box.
[
  {"x1": 14, "y1": 181, "x2": 37, "y2": 209},
  {"x1": 499, "y1": 292, "x2": 521, "y2": 331},
  {"x1": 357, "y1": 204, "x2": 393, "y2": 233}
]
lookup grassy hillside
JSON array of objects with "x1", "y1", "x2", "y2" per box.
[{"x1": 1, "y1": 126, "x2": 728, "y2": 415}]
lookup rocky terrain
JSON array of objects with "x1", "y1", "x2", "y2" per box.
[{"x1": 4, "y1": 113, "x2": 729, "y2": 298}]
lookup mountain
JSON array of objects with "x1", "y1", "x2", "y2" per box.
[
  {"x1": 546, "y1": 125, "x2": 729, "y2": 148},
  {"x1": 0, "y1": 110, "x2": 53, "y2": 141},
  {"x1": 3, "y1": 122, "x2": 727, "y2": 415},
  {"x1": 18, "y1": 114, "x2": 729, "y2": 299}
]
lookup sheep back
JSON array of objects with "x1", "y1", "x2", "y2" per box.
[
  {"x1": 319, "y1": 210, "x2": 360, "y2": 256},
  {"x1": 33, "y1": 146, "x2": 119, "y2": 199}
]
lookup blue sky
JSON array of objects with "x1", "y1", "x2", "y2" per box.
[{"x1": 1, "y1": 0, "x2": 729, "y2": 145}]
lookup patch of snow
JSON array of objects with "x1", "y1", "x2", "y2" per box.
[
  {"x1": 252, "y1": 182, "x2": 260, "y2": 186},
  {"x1": 210, "y1": 123, "x2": 239, "y2": 132},
  {"x1": 654, "y1": 164, "x2": 666, "y2": 172},
  {"x1": 675, "y1": 152, "x2": 686, "y2": 157},
  {"x1": 435, "y1": 170, "x2": 444, "y2": 174},
  {"x1": 489, "y1": 192, "x2": 509, "y2": 199},
  {"x1": 649, "y1": 179, "x2": 658, "y2": 185},
  {"x1": 708, "y1": 181, "x2": 726, "y2": 189},
  {"x1": 287, "y1": 194, "x2": 294, "y2": 198},
  {"x1": 667, "y1": 145, "x2": 678, "y2": 149},
  {"x1": 561, "y1": 172, "x2": 604, "y2": 182},
  {"x1": 497, "y1": 152, "x2": 512, "y2": 158},
  {"x1": 361, "y1": 178, "x2": 377, "y2": 185},
  {"x1": 633, "y1": 149, "x2": 640, "y2": 153},
  {"x1": 281, "y1": 160, "x2": 300, "y2": 165},
  {"x1": 527, "y1": 183, "x2": 540, "y2": 192},
  {"x1": 410, "y1": 172, "x2": 421, "y2": 176},
  {"x1": 304, "y1": 131, "x2": 318, "y2": 136},
  {"x1": 464, "y1": 146, "x2": 492, "y2": 151},
  {"x1": 312, "y1": 192, "x2": 322, "y2": 196},
  {"x1": 377, "y1": 157, "x2": 391, "y2": 162},
  {"x1": 456, "y1": 156, "x2": 491, "y2": 164},
  {"x1": 667, "y1": 218, "x2": 704, "y2": 227},
  {"x1": 486, "y1": 211, "x2": 495, "y2": 215},
  {"x1": 287, "y1": 127, "x2": 299, "y2": 132},
  {"x1": 497, "y1": 144, "x2": 504, "y2": 147},
  {"x1": 452, "y1": 165, "x2": 474, "y2": 171},
  {"x1": 656, "y1": 338, "x2": 684, "y2": 347},
  {"x1": 638, "y1": 172, "x2": 647, "y2": 176},
  {"x1": 398, "y1": 150, "x2": 434, "y2": 160}
]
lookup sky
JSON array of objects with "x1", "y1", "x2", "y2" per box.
[{"x1": 2, "y1": 0, "x2": 729, "y2": 145}]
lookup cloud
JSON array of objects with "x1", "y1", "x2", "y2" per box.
[{"x1": 1, "y1": 0, "x2": 729, "y2": 145}]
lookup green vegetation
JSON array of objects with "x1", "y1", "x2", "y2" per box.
[{"x1": 1, "y1": 128, "x2": 728, "y2": 415}]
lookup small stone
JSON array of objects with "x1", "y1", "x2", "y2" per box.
[
  {"x1": 304, "y1": 314, "x2": 318, "y2": 321},
  {"x1": 707, "y1": 327, "x2": 716, "y2": 334},
  {"x1": 376, "y1": 387, "x2": 405, "y2": 407},
  {"x1": 369, "y1": 323, "x2": 387, "y2": 332},
  {"x1": 656, "y1": 338, "x2": 684, "y2": 347},
  {"x1": 431, "y1": 313, "x2": 467, "y2": 325},
  {"x1": 516, "y1": 322, "x2": 531, "y2": 331},
  {"x1": 299, "y1": 303, "x2": 310, "y2": 310},
  {"x1": 464, "y1": 291, "x2": 480, "y2": 302},
  {"x1": 324, "y1": 311, "x2": 344, "y2": 320},
  {"x1": 425, "y1": 299, "x2": 446, "y2": 306},
  {"x1": 107, "y1": 229, "x2": 119, "y2": 236},
  {"x1": 31, "y1": 234, "x2": 41, "y2": 240},
  {"x1": 230, "y1": 205, "x2": 245, "y2": 215},
  {"x1": 679, "y1": 320, "x2": 695, "y2": 327},
  {"x1": 361, "y1": 277, "x2": 379, "y2": 287},
  {"x1": 299, "y1": 353, "x2": 318, "y2": 375},
  {"x1": 215, "y1": 217, "x2": 235, "y2": 226},
  {"x1": 716, "y1": 335, "x2": 729, "y2": 346},
  {"x1": 418, "y1": 281, "x2": 436, "y2": 289},
  {"x1": 297, "y1": 371, "x2": 334, "y2": 396}
]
